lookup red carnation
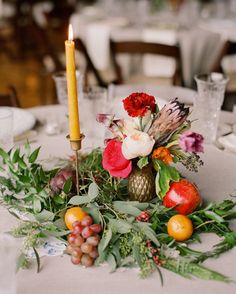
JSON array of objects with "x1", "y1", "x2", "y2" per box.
[
  {"x1": 123, "y1": 92, "x2": 156, "y2": 117},
  {"x1": 102, "y1": 139, "x2": 132, "y2": 178}
]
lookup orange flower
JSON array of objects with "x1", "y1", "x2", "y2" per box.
[{"x1": 152, "y1": 147, "x2": 173, "y2": 165}]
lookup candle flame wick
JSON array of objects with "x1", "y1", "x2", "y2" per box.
[{"x1": 68, "y1": 24, "x2": 73, "y2": 41}]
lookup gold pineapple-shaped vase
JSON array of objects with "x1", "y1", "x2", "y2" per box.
[{"x1": 128, "y1": 164, "x2": 155, "y2": 202}]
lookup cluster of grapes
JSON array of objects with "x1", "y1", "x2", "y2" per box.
[{"x1": 66, "y1": 215, "x2": 102, "y2": 267}]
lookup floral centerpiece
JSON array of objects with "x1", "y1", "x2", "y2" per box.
[
  {"x1": 0, "y1": 92, "x2": 236, "y2": 284},
  {"x1": 97, "y1": 93, "x2": 203, "y2": 205}
]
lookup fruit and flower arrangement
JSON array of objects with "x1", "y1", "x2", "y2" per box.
[{"x1": 0, "y1": 92, "x2": 236, "y2": 284}]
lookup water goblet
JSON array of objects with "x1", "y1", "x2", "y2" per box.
[
  {"x1": 80, "y1": 86, "x2": 108, "y2": 148},
  {"x1": 194, "y1": 72, "x2": 229, "y2": 143}
]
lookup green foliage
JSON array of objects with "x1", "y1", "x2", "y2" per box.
[
  {"x1": 137, "y1": 156, "x2": 149, "y2": 169},
  {"x1": 153, "y1": 159, "x2": 181, "y2": 198},
  {"x1": 1, "y1": 146, "x2": 236, "y2": 283}
]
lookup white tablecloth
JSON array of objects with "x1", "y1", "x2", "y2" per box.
[{"x1": 1, "y1": 103, "x2": 236, "y2": 294}]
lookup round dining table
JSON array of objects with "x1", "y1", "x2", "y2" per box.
[{"x1": 1, "y1": 98, "x2": 236, "y2": 294}]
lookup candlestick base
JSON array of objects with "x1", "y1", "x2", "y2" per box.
[
  {"x1": 66, "y1": 134, "x2": 85, "y2": 151},
  {"x1": 67, "y1": 134, "x2": 85, "y2": 195}
]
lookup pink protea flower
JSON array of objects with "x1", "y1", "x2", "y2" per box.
[
  {"x1": 179, "y1": 131, "x2": 204, "y2": 153},
  {"x1": 148, "y1": 98, "x2": 189, "y2": 144}
]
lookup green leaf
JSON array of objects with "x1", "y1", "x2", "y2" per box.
[
  {"x1": 35, "y1": 210, "x2": 55, "y2": 222},
  {"x1": 133, "y1": 245, "x2": 142, "y2": 267},
  {"x1": 137, "y1": 156, "x2": 149, "y2": 169},
  {"x1": 0, "y1": 176, "x2": 11, "y2": 187},
  {"x1": 153, "y1": 159, "x2": 180, "y2": 198},
  {"x1": 133, "y1": 222, "x2": 160, "y2": 246},
  {"x1": 113, "y1": 201, "x2": 141, "y2": 217},
  {"x1": 109, "y1": 219, "x2": 132, "y2": 234},
  {"x1": 107, "y1": 253, "x2": 117, "y2": 272},
  {"x1": 63, "y1": 177, "x2": 72, "y2": 194},
  {"x1": 18, "y1": 157, "x2": 27, "y2": 169},
  {"x1": 33, "y1": 198, "x2": 41, "y2": 213},
  {"x1": 53, "y1": 218, "x2": 67, "y2": 230},
  {"x1": 130, "y1": 202, "x2": 149, "y2": 210},
  {"x1": 83, "y1": 206, "x2": 101, "y2": 224},
  {"x1": 43, "y1": 229, "x2": 69, "y2": 238},
  {"x1": 68, "y1": 195, "x2": 93, "y2": 205},
  {"x1": 0, "y1": 147, "x2": 10, "y2": 161},
  {"x1": 120, "y1": 256, "x2": 135, "y2": 267},
  {"x1": 29, "y1": 147, "x2": 41, "y2": 163},
  {"x1": 12, "y1": 148, "x2": 20, "y2": 163},
  {"x1": 101, "y1": 228, "x2": 113, "y2": 251},
  {"x1": 68, "y1": 183, "x2": 99, "y2": 205},
  {"x1": 204, "y1": 211, "x2": 225, "y2": 223},
  {"x1": 110, "y1": 243, "x2": 122, "y2": 266},
  {"x1": 53, "y1": 195, "x2": 65, "y2": 205},
  {"x1": 88, "y1": 182, "x2": 99, "y2": 199}
]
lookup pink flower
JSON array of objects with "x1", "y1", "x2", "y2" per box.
[
  {"x1": 96, "y1": 114, "x2": 124, "y2": 140},
  {"x1": 179, "y1": 131, "x2": 204, "y2": 153},
  {"x1": 102, "y1": 139, "x2": 132, "y2": 178}
]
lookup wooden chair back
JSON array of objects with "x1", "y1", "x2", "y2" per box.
[
  {"x1": 74, "y1": 38, "x2": 107, "y2": 87},
  {"x1": 0, "y1": 86, "x2": 21, "y2": 107},
  {"x1": 110, "y1": 39, "x2": 182, "y2": 85}
]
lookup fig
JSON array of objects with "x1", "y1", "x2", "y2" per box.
[{"x1": 50, "y1": 168, "x2": 76, "y2": 195}]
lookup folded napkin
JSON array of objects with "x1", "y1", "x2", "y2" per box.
[{"x1": 218, "y1": 133, "x2": 236, "y2": 153}]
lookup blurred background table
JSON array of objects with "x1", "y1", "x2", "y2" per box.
[{"x1": 1, "y1": 0, "x2": 236, "y2": 110}]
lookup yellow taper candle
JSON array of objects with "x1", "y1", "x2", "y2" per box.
[{"x1": 65, "y1": 24, "x2": 80, "y2": 140}]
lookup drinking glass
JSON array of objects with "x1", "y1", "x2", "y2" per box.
[
  {"x1": 52, "y1": 71, "x2": 84, "y2": 106},
  {"x1": 194, "y1": 73, "x2": 229, "y2": 143},
  {"x1": 0, "y1": 108, "x2": 13, "y2": 151},
  {"x1": 0, "y1": 234, "x2": 17, "y2": 294},
  {"x1": 80, "y1": 86, "x2": 107, "y2": 148}
]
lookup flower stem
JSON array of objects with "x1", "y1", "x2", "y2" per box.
[{"x1": 140, "y1": 117, "x2": 143, "y2": 131}]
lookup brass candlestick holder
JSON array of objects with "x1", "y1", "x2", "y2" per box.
[{"x1": 67, "y1": 134, "x2": 85, "y2": 195}]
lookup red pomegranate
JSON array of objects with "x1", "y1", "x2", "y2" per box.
[{"x1": 163, "y1": 179, "x2": 202, "y2": 215}]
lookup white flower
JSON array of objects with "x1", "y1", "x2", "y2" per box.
[
  {"x1": 133, "y1": 110, "x2": 152, "y2": 131},
  {"x1": 122, "y1": 131, "x2": 155, "y2": 160},
  {"x1": 122, "y1": 111, "x2": 153, "y2": 136},
  {"x1": 122, "y1": 119, "x2": 140, "y2": 136}
]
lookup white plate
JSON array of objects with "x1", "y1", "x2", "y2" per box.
[{"x1": 0, "y1": 107, "x2": 36, "y2": 137}]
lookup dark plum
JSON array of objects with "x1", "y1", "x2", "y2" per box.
[{"x1": 50, "y1": 168, "x2": 76, "y2": 195}]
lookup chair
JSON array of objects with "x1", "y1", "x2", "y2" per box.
[
  {"x1": 74, "y1": 38, "x2": 108, "y2": 88},
  {"x1": 0, "y1": 86, "x2": 21, "y2": 107},
  {"x1": 110, "y1": 39, "x2": 182, "y2": 85},
  {"x1": 211, "y1": 41, "x2": 236, "y2": 111}
]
